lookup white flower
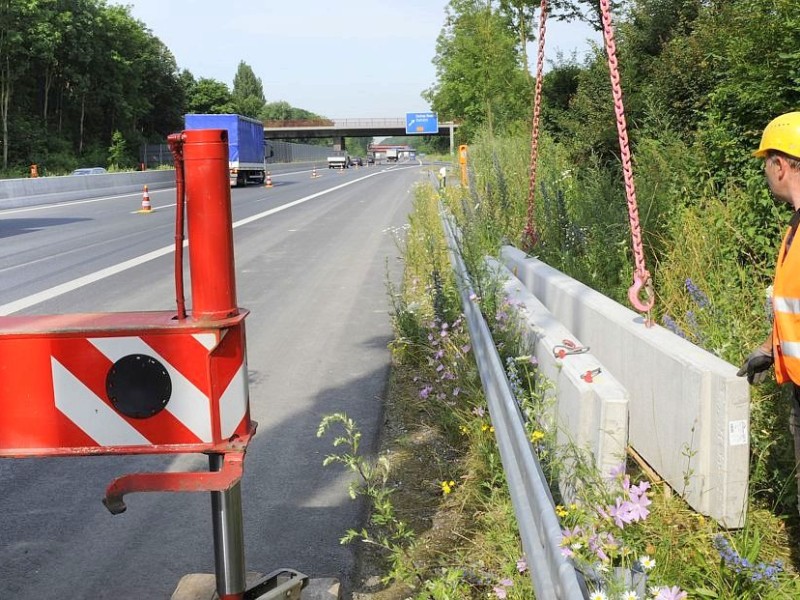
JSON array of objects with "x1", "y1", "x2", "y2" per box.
[
  {"x1": 639, "y1": 555, "x2": 656, "y2": 570},
  {"x1": 589, "y1": 591, "x2": 608, "y2": 600},
  {"x1": 622, "y1": 591, "x2": 639, "y2": 600}
]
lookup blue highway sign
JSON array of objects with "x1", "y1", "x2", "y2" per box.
[{"x1": 405, "y1": 112, "x2": 439, "y2": 135}]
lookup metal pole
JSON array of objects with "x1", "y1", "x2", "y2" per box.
[
  {"x1": 449, "y1": 123, "x2": 454, "y2": 155},
  {"x1": 209, "y1": 454, "x2": 247, "y2": 600}
]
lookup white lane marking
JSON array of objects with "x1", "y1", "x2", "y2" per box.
[
  {"x1": 0, "y1": 168, "x2": 319, "y2": 216},
  {"x1": 128, "y1": 203, "x2": 177, "y2": 214},
  {"x1": 0, "y1": 167, "x2": 417, "y2": 315},
  {"x1": 0, "y1": 190, "x2": 172, "y2": 215}
]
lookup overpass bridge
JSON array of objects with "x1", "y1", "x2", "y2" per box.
[{"x1": 262, "y1": 118, "x2": 458, "y2": 153}]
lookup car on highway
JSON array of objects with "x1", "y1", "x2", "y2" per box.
[
  {"x1": 71, "y1": 167, "x2": 107, "y2": 175},
  {"x1": 351, "y1": 156, "x2": 364, "y2": 167},
  {"x1": 366, "y1": 155, "x2": 375, "y2": 165}
]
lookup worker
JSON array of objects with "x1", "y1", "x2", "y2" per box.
[
  {"x1": 738, "y1": 112, "x2": 800, "y2": 510},
  {"x1": 438, "y1": 166, "x2": 447, "y2": 192}
]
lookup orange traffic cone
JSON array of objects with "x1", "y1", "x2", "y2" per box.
[
  {"x1": 311, "y1": 166, "x2": 319, "y2": 179},
  {"x1": 264, "y1": 172, "x2": 273, "y2": 188},
  {"x1": 138, "y1": 185, "x2": 152, "y2": 213}
]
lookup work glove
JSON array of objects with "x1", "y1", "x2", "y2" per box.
[{"x1": 736, "y1": 347, "x2": 774, "y2": 385}]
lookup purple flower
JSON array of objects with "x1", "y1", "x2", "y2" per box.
[
  {"x1": 516, "y1": 556, "x2": 528, "y2": 573},
  {"x1": 419, "y1": 385, "x2": 433, "y2": 399},
  {"x1": 461, "y1": 344, "x2": 472, "y2": 354},
  {"x1": 654, "y1": 586, "x2": 687, "y2": 600},
  {"x1": 608, "y1": 498, "x2": 635, "y2": 528},
  {"x1": 472, "y1": 406, "x2": 485, "y2": 417}
]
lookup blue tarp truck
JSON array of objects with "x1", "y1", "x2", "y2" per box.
[{"x1": 184, "y1": 114, "x2": 267, "y2": 187}]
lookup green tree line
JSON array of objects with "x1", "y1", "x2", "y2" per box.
[{"x1": 0, "y1": 0, "x2": 321, "y2": 176}]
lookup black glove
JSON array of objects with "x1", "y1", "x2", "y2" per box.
[{"x1": 736, "y1": 347, "x2": 774, "y2": 385}]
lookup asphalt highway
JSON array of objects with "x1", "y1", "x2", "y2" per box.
[{"x1": 0, "y1": 162, "x2": 425, "y2": 598}]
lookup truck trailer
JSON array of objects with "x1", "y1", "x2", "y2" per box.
[{"x1": 184, "y1": 114, "x2": 267, "y2": 186}]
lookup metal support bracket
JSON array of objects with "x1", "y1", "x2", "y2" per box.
[
  {"x1": 243, "y1": 568, "x2": 308, "y2": 600},
  {"x1": 103, "y1": 451, "x2": 245, "y2": 515}
]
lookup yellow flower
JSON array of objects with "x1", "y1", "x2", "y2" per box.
[
  {"x1": 440, "y1": 480, "x2": 456, "y2": 495},
  {"x1": 530, "y1": 430, "x2": 545, "y2": 442},
  {"x1": 555, "y1": 505, "x2": 568, "y2": 518},
  {"x1": 459, "y1": 425, "x2": 469, "y2": 435},
  {"x1": 481, "y1": 423, "x2": 490, "y2": 431}
]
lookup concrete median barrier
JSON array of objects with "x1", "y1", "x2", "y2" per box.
[
  {"x1": 501, "y1": 246, "x2": 750, "y2": 528},
  {"x1": 0, "y1": 170, "x2": 176, "y2": 209},
  {"x1": 489, "y1": 258, "x2": 629, "y2": 481}
]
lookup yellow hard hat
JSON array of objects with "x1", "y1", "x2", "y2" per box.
[{"x1": 753, "y1": 112, "x2": 800, "y2": 158}]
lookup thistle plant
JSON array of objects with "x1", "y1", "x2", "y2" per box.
[{"x1": 316, "y1": 413, "x2": 419, "y2": 585}]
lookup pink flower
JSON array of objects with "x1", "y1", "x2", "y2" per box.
[
  {"x1": 608, "y1": 497, "x2": 635, "y2": 528},
  {"x1": 654, "y1": 586, "x2": 687, "y2": 600},
  {"x1": 516, "y1": 556, "x2": 528, "y2": 573}
]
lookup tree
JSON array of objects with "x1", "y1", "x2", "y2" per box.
[
  {"x1": 187, "y1": 78, "x2": 235, "y2": 114},
  {"x1": 0, "y1": 0, "x2": 38, "y2": 169},
  {"x1": 424, "y1": 0, "x2": 531, "y2": 140},
  {"x1": 232, "y1": 61, "x2": 265, "y2": 119}
]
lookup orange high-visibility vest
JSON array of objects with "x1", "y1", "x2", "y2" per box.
[{"x1": 773, "y1": 221, "x2": 800, "y2": 384}]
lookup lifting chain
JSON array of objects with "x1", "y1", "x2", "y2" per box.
[
  {"x1": 599, "y1": 0, "x2": 655, "y2": 318},
  {"x1": 523, "y1": 0, "x2": 548, "y2": 249}
]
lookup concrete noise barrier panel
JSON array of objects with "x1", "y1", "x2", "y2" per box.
[
  {"x1": 489, "y1": 259, "x2": 629, "y2": 480},
  {"x1": 501, "y1": 246, "x2": 749, "y2": 528}
]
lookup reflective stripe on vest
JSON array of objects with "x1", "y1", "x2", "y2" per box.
[
  {"x1": 773, "y1": 226, "x2": 800, "y2": 384},
  {"x1": 774, "y1": 296, "x2": 800, "y2": 314}
]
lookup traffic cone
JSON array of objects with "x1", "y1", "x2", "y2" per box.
[
  {"x1": 138, "y1": 185, "x2": 152, "y2": 213},
  {"x1": 265, "y1": 172, "x2": 273, "y2": 188},
  {"x1": 311, "y1": 166, "x2": 319, "y2": 178}
]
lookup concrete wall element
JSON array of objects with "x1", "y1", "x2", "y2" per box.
[
  {"x1": 0, "y1": 171, "x2": 175, "y2": 209},
  {"x1": 501, "y1": 246, "x2": 750, "y2": 528},
  {"x1": 489, "y1": 259, "x2": 629, "y2": 480}
]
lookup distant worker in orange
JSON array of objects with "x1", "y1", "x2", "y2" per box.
[{"x1": 738, "y1": 112, "x2": 800, "y2": 508}]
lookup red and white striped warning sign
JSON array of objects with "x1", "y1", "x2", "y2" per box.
[{"x1": 0, "y1": 327, "x2": 248, "y2": 455}]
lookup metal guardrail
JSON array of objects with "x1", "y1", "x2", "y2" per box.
[{"x1": 440, "y1": 209, "x2": 585, "y2": 600}]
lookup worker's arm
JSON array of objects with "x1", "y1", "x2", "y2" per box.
[{"x1": 736, "y1": 335, "x2": 774, "y2": 385}]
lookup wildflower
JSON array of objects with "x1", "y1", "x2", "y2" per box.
[
  {"x1": 461, "y1": 343, "x2": 472, "y2": 354},
  {"x1": 653, "y1": 585, "x2": 687, "y2": 600},
  {"x1": 608, "y1": 497, "x2": 636, "y2": 528},
  {"x1": 472, "y1": 406, "x2": 485, "y2": 417},
  {"x1": 516, "y1": 556, "x2": 528, "y2": 573},
  {"x1": 621, "y1": 592, "x2": 639, "y2": 600},
  {"x1": 452, "y1": 387, "x2": 461, "y2": 396},
  {"x1": 685, "y1": 278, "x2": 710, "y2": 308},
  {"x1": 440, "y1": 480, "x2": 456, "y2": 495},
  {"x1": 459, "y1": 425, "x2": 469, "y2": 435},
  {"x1": 492, "y1": 578, "x2": 513, "y2": 599},
  {"x1": 469, "y1": 293, "x2": 478, "y2": 301},
  {"x1": 661, "y1": 314, "x2": 687, "y2": 339},
  {"x1": 419, "y1": 385, "x2": 433, "y2": 399},
  {"x1": 555, "y1": 505, "x2": 568, "y2": 518},
  {"x1": 638, "y1": 555, "x2": 656, "y2": 570},
  {"x1": 588, "y1": 591, "x2": 608, "y2": 600},
  {"x1": 530, "y1": 430, "x2": 545, "y2": 442}
]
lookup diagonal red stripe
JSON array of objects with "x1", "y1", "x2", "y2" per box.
[
  {"x1": 51, "y1": 337, "x2": 203, "y2": 446},
  {"x1": 141, "y1": 333, "x2": 211, "y2": 394}
]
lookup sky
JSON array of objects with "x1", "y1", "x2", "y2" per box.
[{"x1": 113, "y1": 0, "x2": 601, "y2": 120}]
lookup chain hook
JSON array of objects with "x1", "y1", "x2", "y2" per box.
[{"x1": 628, "y1": 274, "x2": 654, "y2": 313}]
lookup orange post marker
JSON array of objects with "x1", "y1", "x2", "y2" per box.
[{"x1": 264, "y1": 172, "x2": 273, "y2": 188}]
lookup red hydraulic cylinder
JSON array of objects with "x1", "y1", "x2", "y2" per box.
[{"x1": 181, "y1": 129, "x2": 239, "y2": 321}]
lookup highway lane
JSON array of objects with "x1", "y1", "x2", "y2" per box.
[{"x1": 0, "y1": 162, "x2": 425, "y2": 598}]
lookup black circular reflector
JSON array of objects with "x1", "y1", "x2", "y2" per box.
[{"x1": 106, "y1": 354, "x2": 172, "y2": 419}]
